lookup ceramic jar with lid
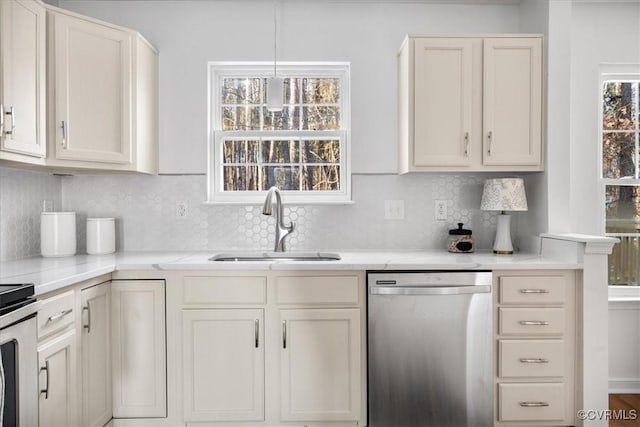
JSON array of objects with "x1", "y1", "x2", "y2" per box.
[{"x1": 447, "y1": 222, "x2": 474, "y2": 253}]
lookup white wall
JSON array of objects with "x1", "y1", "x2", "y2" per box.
[
  {"x1": 569, "y1": 1, "x2": 640, "y2": 235},
  {"x1": 57, "y1": 0, "x2": 522, "y2": 174},
  {"x1": 609, "y1": 301, "x2": 640, "y2": 392}
]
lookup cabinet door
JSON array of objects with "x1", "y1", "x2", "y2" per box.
[
  {"x1": 38, "y1": 330, "x2": 78, "y2": 427},
  {"x1": 182, "y1": 309, "x2": 264, "y2": 422},
  {"x1": 81, "y1": 282, "x2": 112, "y2": 427},
  {"x1": 482, "y1": 38, "x2": 542, "y2": 166},
  {"x1": 0, "y1": 0, "x2": 46, "y2": 157},
  {"x1": 413, "y1": 38, "x2": 475, "y2": 167},
  {"x1": 111, "y1": 280, "x2": 166, "y2": 418},
  {"x1": 53, "y1": 12, "x2": 132, "y2": 164},
  {"x1": 280, "y1": 308, "x2": 361, "y2": 422}
]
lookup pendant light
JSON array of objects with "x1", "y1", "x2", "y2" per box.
[{"x1": 266, "y1": 0, "x2": 283, "y2": 112}]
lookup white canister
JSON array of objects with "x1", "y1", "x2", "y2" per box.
[
  {"x1": 86, "y1": 218, "x2": 116, "y2": 255},
  {"x1": 41, "y1": 212, "x2": 77, "y2": 257}
]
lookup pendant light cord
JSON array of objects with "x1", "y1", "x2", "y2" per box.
[{"x1": 273, "y1": 0, "x2": 277, "y2": 77}]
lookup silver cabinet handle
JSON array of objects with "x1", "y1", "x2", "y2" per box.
[
  {"x1": 520, "y1": 289, "x2": 549, "y2": 294},
  {"x1": 4, "y1": 106, "x2": 14, "y2": 135},
  {"x1": 46, "y1": 308, "x2": 73, "y2": 324},
  {"x1": 519, "y1": 358, "x2": 549, "y2": 363},
  {"x1": 254, "y1": 319, "x2": 259, "y2": 348},
  {"x1": 61, "y1": 121, "x2": 67, "y2": 148},
  {"x1": 282, "y1": 320, "x2": 287, "y2": 349},
  {"x1": 83, "y1": 304, "x2": 91, "y2": 333},
  {"x1": 519, "y1": 401, "x2": 549, "y2": 408},
  {"x1": 464, "y1": 132, "x2": 470, "y2": 156},
  {"x1": 487, "y1": 131, "x2": 493, "y2": 155},
  {"x1": 40, "y1": 361, "x2": 50, "y2": 399},
  {"x1": 0, "y1": 104, "x2": 4, "y2": 135},
  {"x1": 519, "y1": 320, "x2": 549, "y2": 326}
]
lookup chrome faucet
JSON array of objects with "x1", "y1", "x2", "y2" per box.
[{"x1": 262, "y1": 186, "x2": 295, "y2": 252}]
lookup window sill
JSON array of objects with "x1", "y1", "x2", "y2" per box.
[{"x1": 609, "y1": 285, "x2": 640, "y2": 302}]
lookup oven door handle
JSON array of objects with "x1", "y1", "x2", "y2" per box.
[{"x1": 40, "y1": 360, "x2": 50, "y2": 399}]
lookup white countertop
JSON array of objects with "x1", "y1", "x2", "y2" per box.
[{"x1": 0, "y1": 250, "x2": 581, "y2": 296}]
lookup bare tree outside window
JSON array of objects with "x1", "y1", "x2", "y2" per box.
[
  {"x1": 602, "y1": 81, "x2": 640, "y2": 286},
  {"x1": 212, "y1": 65, "x2": 349, "y2": 203}
]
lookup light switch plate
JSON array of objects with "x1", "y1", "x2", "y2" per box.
[{"x1": 384, "y1": 200, "x2": 405, "y2": 220}]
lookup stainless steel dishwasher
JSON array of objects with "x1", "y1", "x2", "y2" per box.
[{"x1": 367, "y1": 271, "x2": 493, "y2": 427}]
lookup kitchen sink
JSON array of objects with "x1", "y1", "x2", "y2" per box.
[{"x1": 209, "y1": 251, "x2": 341, "y2": 262}]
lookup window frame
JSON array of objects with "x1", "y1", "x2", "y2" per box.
[
  {"x1": 206, "y1": 62, "x2": 351, "y2": 204},
  {"x1": 598, "y1": 64, "x2": 640, "y2": 236},
  {"x1": 599, "y1": 64, "x2": 640, "y2": 287}
]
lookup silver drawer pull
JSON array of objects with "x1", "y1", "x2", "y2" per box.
[
  {"x1": 519, "y1": 320, "x2": 549, "y2": 326},
  {"x1": 47, "y1": 308, "x2": 73, "y2": 323},
  {"x1": 519, "y1": 358, "x2": 549, "y2": 364},
  {"x1": 520, "y1": 289, "x2": 549, "y2": 294},
  {"x1": 519, "y1": 401, "x2": 550, "y2": 408}
]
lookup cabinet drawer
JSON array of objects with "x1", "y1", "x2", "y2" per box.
[
  {"x1": 500, "y1": 276, "x2": 566, "y2": 304},
  {"x1": 499, "y1": 340, "x2": 564, "y2": 378},
  {"x1": 183, "y1": 276, "x2": 266, "y2": 304},
  {"x1": 276, "y1": 275, "x2": 359, "y2": 305},
  {"x1": 499, "y1": 308, "x2": 565, "y2": 336},
  {"x1": 37, "y1": 290, "x2": 75, "y2": 339},
  {"x1": 499, "y1": 383, "x2": 565, "y2": 421}
]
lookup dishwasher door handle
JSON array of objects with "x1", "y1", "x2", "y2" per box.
[{"x1": 370, "y1": 285, "x2": 491, "y2": 296}]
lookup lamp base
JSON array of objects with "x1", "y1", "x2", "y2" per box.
[{"x1": 493, "y1": 213, "x2": 514, "y2": 255}]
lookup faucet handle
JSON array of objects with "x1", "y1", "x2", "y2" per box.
[{"x1": 288, "y1": 222, "x2": 295, "y2": 232}]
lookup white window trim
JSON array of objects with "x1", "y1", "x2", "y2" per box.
[
  {"x1": 206, "y1": 62, "x2": 352, "y2": 204},
  {"x1": 598, "y1": 64, "x2": 640, "y2": 236}
]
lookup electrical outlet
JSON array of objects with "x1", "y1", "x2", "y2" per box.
[
  {"x1": 435, "y1": 200, "x2": 447, "y2": 221},
  {"x1": 384, "y1": 200, "x2": 405, "y2": 220},
  {"x1": 176, "y1": 201, "x2": 188, "y2": 219}
]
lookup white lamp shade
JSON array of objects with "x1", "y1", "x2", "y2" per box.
[
  {"x1": 266, "y1": 76, "x2": 284, "y2": 112},
  {"x1": 480, "y1": 178, "x2": 528, "y2": 211}
]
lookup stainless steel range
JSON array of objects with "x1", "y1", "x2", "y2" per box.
[
  {"x1": 0, "y1": 283, "x2": 39, "y2": 427},
  {"x1": 367, "y1": 271, "x2": 493, "y2": 427}
]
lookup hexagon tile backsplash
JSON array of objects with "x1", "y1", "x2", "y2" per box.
[
  {"x1": 61, "y1": 172, "x2": 522, "y2": 253},
  {"x1": 1, "y1": 167, "x2": 532, "y2": 259},
  {"x1": 0, "y1": 168, "x2": 62, "y2": 260}
]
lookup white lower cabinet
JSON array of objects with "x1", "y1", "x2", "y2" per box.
[
  {"x1": 280, "y1": 308, "x2": 361, "y2": 422},
  {"x1": 111, "y1": 280, "x2": 166, "y2": 418},
  {"x1": 178, "y1": 271, "x2": 366, "y2": 427},
  {"x1": 182, "y1": 309, "x2": 264, "y2": 422},
  {"x1": 38, "y1": 329, "x2": 78, "y2": 427},
  {"x1": 80, "y1": 281, "x2": 112, "y2": 427},
  {"x1": 494, "y1": 270, "x2": 577, "y2": 426}
]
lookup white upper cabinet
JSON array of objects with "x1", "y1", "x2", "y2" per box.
[
  {"x1": 0, "y1": 0, "x2": 46, "y2": 159},
  {"x1": 52, "y1": 12, "x2": 132, "y2": 165},
  {"x1": 399, "y1": 35, "x2": 543, "y2": 173},
  {"x1": 483, "y1": 38, "x2": 542, "y2": 167},
  {"x1": 412, "y1": 38, "x2": 475, "y2": 167},
  {"x1": 48, "y1": 8, "x2": 158, "y2": 173}
]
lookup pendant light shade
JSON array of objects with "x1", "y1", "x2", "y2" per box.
[
  {"x1": 267, "y1": 0, "x2": 283, "y2": 112},
  {"x1": 267, "y1": 76, "x2": 284, "y2": 112}
]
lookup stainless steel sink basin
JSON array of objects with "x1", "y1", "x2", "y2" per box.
[{"x1": 209, "y1": 251, "x2": 341, "y2": 262}]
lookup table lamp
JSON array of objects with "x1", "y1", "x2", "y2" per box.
[{"x1": 480, "y1": 178, "x2": 528, "y2": 254}]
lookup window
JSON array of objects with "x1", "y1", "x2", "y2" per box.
[
  {"x1": 208, "y1": 62, "x2": 351, "y2": 204},
  {"x1": 600, "y1": 67, "x2": 640, "y2": 285}
]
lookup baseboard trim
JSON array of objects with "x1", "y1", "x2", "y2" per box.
[{"x1": 609, "y1": 378, "x2": 640, "y2": 393}]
